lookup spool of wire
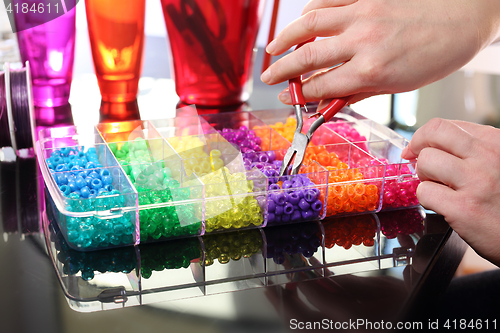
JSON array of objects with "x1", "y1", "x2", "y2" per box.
[
  {"x1": 0, "y1": 62, "x2": 36, "y2": 159},
  {"x1": 0, "y1": 71, "x2": 11, "y2": 149}
]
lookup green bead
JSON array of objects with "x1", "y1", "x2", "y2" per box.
[
  {"x1": 132, "y1": 137, "x2": 148, "y2": 151},
  {"x1": 109, "y1": 142, "x2": 118, "y2": 154},
  {"x1": 121, "y1": 142, "x2": 129, "y2": 154},
  {"x1": 163, "y1": 167, "x2": 172, "y2": 179}
]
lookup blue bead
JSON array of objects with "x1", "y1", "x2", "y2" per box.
[
  {"x1": 75, "y1": 176, "x2": 87, "y2": 189},
  {"x1": 55, "y1": 164, "x2": 68, "y2": 172},
  {"x1": 60, "y1": 147, "x2": 71, "y2": 157},
  {"x1": 89, "y1": 189, "x2": 97, "y2": 197},
  {"x1": 56, "y1": 173, "x2": 68, "y2": 185},
  {"x1": 85, "y1": 177, "x2": 93, "y2": 187},
  {"x1": 47, "y1": 158, "x2": 55, "y2": 170},
  {"x1": 51, "y1": 150, "x2": 62, "y2": 158},
  {"x1": 80, "y1": 186, "x2": 91, "y2": 198},
  {"x1": 63, "y1": 157, "x2": 70, "y2": 163},
  {"x1": 88, "y1": 171, "x2": 100, "y2": 179},
  {"x1": 59, "y1": 185, "x2": 71, "y2": 196},
  {"x1": 52, "y1": 156, "x2": 64, "y2": 166},
  {"x1": 91, "y1": 178, "x2": 102, "y2": 190},
  {"x1": 67, "y1": 162, "x2": 77, "y2": 170},
  {"x1": 104, "y1": 185, "x2": 113, "y2": 192},
  {"x1": 67, "y1": 180, "x2": 78, "y2": 193},
  {"x1": 67, "y1": 174, "x2": 76, "y2": 183},
  {"x1": 101, "y1": 175, "x2": 113, "y2": 185},
  {"x1": 86, "y1": 162, "x2": 96, "y2": 170},
  {"x1": 87, "y1": 147, "x2": 97, "y2": 155},
  {"x1": 99, "y1": 169, "x2": 111, "y2": 178},
  {"x1": 77, "y1": 171, "x2": 87, "y2": 178}
]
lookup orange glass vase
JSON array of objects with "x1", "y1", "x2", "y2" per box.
[{"x1": 85, "y1": 0, "x2": 145, "y2": 103}]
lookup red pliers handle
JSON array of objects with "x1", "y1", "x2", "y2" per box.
[{"x1": 289, "y1": 38, "x2": 353, "y2": 122}]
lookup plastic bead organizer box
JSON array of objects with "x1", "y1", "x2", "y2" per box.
[{"x1": 38, "y1": 107, "x2": 420, "y2": 251}]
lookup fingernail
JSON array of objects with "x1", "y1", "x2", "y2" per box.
[
  {"x1": 266, "y1": 39, "x2": 277, "y2": 54},
  {"x1": 279, "y1": 91, "x2": 291, "y2": 104},
  {"x1": 261, "y1": 68, "x2": 271, "y2": 83}
]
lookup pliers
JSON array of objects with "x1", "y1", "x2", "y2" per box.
[{"x1": 279, "y1": 38, "x2": 353, "y2": 176}]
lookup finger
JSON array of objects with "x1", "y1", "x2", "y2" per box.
[
  {"x1": 265, "y1": 6, "x2": 353, "y2": 56},
  {"x1": 402, "y1": 118, "x2": 476, "y2": 160},
  {"x1": 415, "y1": 147, "x2": 466, "y2": 189},
  {"x1": 450, "y1": 120, "x2": 499, "y2": 140},
  {"x1": 263, "y1": 36, "x2": 354, "y2": 86},
  {"x1": 302, "y1": 0, "x2": 359, "y2": 15},
  {"x1": 416, "y1": 180, "x2": 461, "y2": 219}
]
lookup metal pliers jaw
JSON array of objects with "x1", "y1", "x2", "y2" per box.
[{"x1": 279, "y1": 38, "x2": 353, "y2": 177}]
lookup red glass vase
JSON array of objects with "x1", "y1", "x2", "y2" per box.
[{"x1": 161, "y1": 0, "x2": 266, "y2": 107}]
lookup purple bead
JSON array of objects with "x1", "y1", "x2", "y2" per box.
[
  {"x1": 268, "y1": 200, "x2": 276, "y2": 212},
  {"x1": 291, "y1": 210, "x2": 302, "y2": 221},
  {"x1": 282, "y1": 180, "x2": 293, "y2": 189},
  {"x1": 281, "y1": 214, "x2": 291, "y2": 222},
  {"x1": 287, "y1": 192, "x2": 301, "y2": 205},
  {"x1": 265, "y1": 150, "x2": 275, "y2": 162},
  {"x1": 271, "y1": 192, "x2": 287, "y2": 205},
  {"x1": 304, "y1": 189, "x2": 319, "y2": 203},
  {"x1": 301, "y1": 210, "x2": 314, "y2": 220},
  {"x1": 274, "y1": 215, "x2": 282, "y2": 224},
  {"x1": 311, "y1": 199, "x2": 323, "y2": 212},
  {"x1": 258, "y1": 153, "x2": 270, "y2": 163},
  {"x1": 239, "y1": 125, "x2": 248, "y2": 131},
  {"x1": 298, "y1": 198, "x2": 310, "y2": 211},
  {"x1": 284, "y1": 202, "x2": 294, "y2": 214},
  {"x1": 272, "y1": 160, "x2": 282, "y2": 168},
  {"x1": 275, "y1": 205, "x2": 284, "y2": 215},
  {"x1": 251, "y1": 162, "x2": 265, "y2": 170},
  {"x1": 269, "y1": 184, "x2": 280, "y2": 191}
]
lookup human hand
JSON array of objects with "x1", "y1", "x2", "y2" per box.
[
  {"x1": 261, "y1": 0, "x2": 500, "y2": 105},
  {"x1": 401, "y1": 118, "x2": 500, "y2": 266}
]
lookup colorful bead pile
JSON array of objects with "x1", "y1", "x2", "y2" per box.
[
  {"x1": 378, "y1": 209, "x2": 424, "y2": 239},
  {"x1": 299, "y1": 147, "x2": 381, "y2": 216},
  {"x1": 167, "y1": 136, "x2": 225, "y2": 177},
  {"x1": 109, "y1": 138, "x2": 201, "y2": 240},
  {"x1": 203, "y1": 229, "x2": 263, "y2": 266},
  {"x1": 139, "y1": 237, "x2": 202, "y2": 279},
  {"x1": 381, "y1": 162, "x2": 419, "y2": 209},
  {"x1": 323, "y1": 215, "x2": 377, "y2": 249},
  {"x1": 46, "y1": 146, "x2": 136, "y2": 250},
  {"x1": 242, "y1": 150, "x2": 325, "y2": 225},
  {"x1": 264, "y1": 222, "x2": 321, "y2": 264},
  {"x1": 218, "y1": 126, "x2": 262, "y2": 153},
  {"x1": 202, "y1": 167, "x2": 264, "y2": 232}
]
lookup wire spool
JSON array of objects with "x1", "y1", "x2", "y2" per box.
[
  {"x1": 0, "y1": 71, "x2": 11, "y2": 149},
  {"x1": 0, "y1": 62, "x2": 36, "y2": 158}
]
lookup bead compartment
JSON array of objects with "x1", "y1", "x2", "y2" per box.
[{"x1": 39, "y1": 107, "x2": 421, "y2": 252}]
